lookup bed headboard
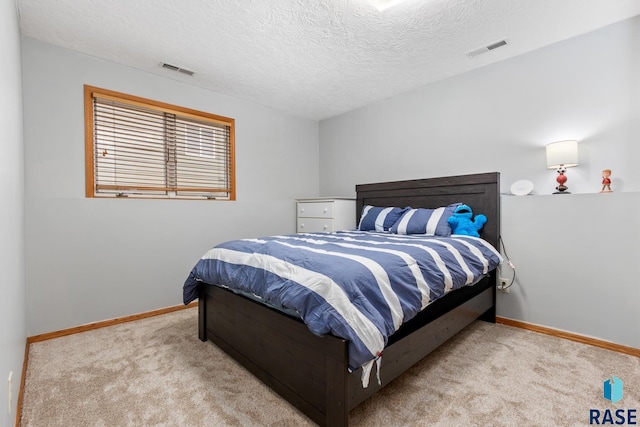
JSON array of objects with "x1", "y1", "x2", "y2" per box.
[{"x1": 355, "y1": 172, "x2": 500, "y2": 248}]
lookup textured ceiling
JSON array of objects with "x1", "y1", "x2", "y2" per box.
[{"x1": 17, "y1": 0, "x2": 640, "y2": 120}]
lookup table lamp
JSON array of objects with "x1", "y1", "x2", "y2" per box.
[{"x1": 546, "y1": 140, "x2": 578, "y2": 194}]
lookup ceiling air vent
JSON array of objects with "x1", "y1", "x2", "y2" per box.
[
  {"x1": 161, "y1": 62, "x2": 195, "y2": 76},
  {"x1": 466, "y1": 39, "x2": 508, "y2": 58}
]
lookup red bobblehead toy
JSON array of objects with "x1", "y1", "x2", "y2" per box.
[{"x1": 600, "y1": 169, "x2": 612, "y2": 193}]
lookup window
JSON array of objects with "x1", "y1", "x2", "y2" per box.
[{"x1": 84, "y1": 85, "x2": 235, "y2": 200}]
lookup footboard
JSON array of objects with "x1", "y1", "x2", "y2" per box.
[{"x1": 199, "y1": 284, "x2": 351, "y2": 426}]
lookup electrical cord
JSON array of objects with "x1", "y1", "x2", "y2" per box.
[{"x1": 498, "y1": 235, "x2": 516, "y2": 290}]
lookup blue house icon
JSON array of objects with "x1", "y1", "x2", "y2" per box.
[{"x1": 603, "y1": 376, "x2": 623, "y2": 403}]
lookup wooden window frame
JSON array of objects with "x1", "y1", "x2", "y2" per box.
[{"x1": 84, "y1": 85, "x2": 236, "y2": 200}]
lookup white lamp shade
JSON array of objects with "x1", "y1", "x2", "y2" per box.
[{"x1": 546, "y1": 140, "x2": 578, "y2": 169}]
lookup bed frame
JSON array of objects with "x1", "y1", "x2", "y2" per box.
[{"x1": 197, "y1": 172, "x2": 500, "y2": 426}]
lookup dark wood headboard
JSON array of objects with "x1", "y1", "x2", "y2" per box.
[{"x1": 355, "y1": 172, "x2": 500, "y2": 248}]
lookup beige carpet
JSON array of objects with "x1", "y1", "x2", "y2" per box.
[{"x1": 21, "y1": 307, "x2": 639, "y2": 426}]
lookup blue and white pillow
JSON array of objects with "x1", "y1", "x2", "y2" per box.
[
  {"x1": 389, "y1": 203, "x2": 462, "y2": 236},
  {"x1": 358, "y1": 206, "x2": 408, "y2": 232}
]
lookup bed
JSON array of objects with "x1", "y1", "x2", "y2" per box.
[{"x1": 183, "y1": 172, "x2": 500, "y2": 426}]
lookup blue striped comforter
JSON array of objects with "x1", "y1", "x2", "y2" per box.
[{"x1": 183, "y1": 231, "x2": 502, "y2": 377}]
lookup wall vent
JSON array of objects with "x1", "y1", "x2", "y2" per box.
[
  {"x1": 161, "y1": 62, "x2": 195, "y2": 76},
  {"x1": 466, "y1": 39, "x2": 508, "y2": 58}
]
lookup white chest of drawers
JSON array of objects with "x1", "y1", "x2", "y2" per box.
[{"x1": 296, "y1": 197, "x2": 356, "y2": 233}]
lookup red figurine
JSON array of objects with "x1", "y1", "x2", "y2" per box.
[{"x1": 600, "y1": 169, "x2": 612, "y2": 193}]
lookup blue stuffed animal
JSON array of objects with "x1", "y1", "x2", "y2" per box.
[{"x1": 447, "y1": 204, "x2": 487, "y2": 237}]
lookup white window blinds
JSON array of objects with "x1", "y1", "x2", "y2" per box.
[{"x1": 85, "y1": 86, "x2": 235, "y2": 200}]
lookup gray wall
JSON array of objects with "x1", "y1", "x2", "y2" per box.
[
  {"x1": 499, "y1": 192, "x2": 639, "y2": 348},
  {"x1": 22, "y1": 37, "x2": 320, "y2": 335},
  {"x1": 319, "y1": 17, "x2": 640, "y2": 348},
  {"x1": 0, "y1": 0, "x2": 26, "y2": 424}
]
